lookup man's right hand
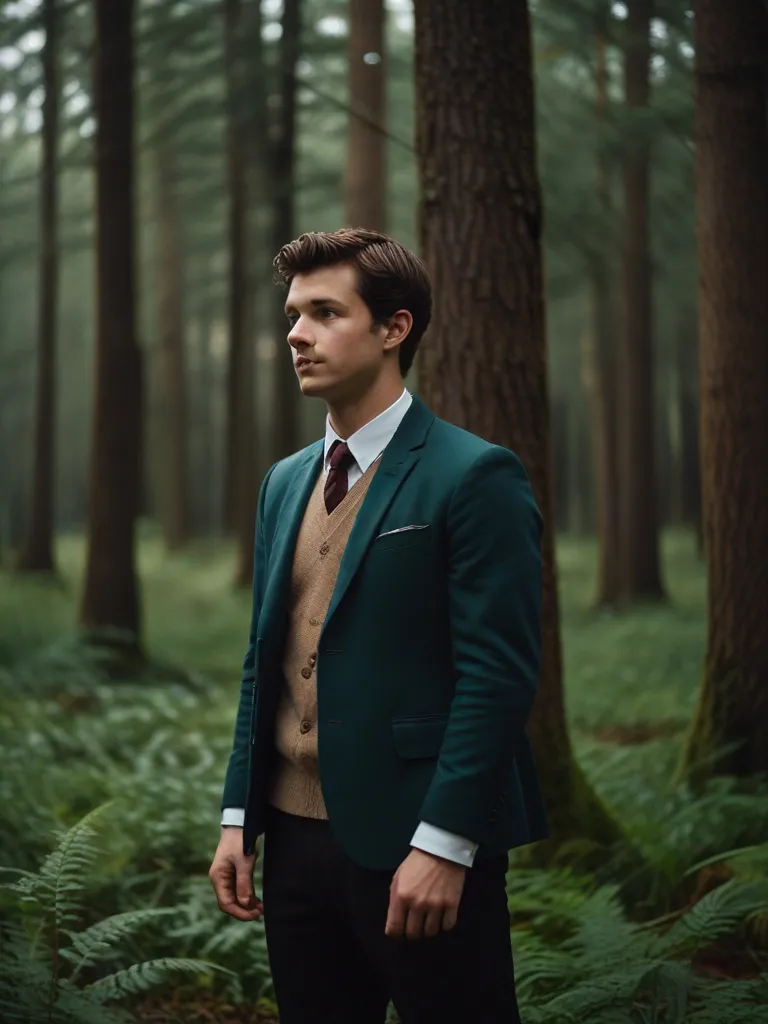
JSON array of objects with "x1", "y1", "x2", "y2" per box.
[{"x1": 209, "y1": 827, "x2": 263, "y2": 922}]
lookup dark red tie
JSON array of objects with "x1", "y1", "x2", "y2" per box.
[{"x1": 325, "y1": 440, "x2": 355, "y2": 514}]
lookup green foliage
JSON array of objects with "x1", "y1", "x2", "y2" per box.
[
  {"x1": 0, "y1": 805, "x2": 231, "y2": 1024},
  {"x1": 1, "y1": 536, "x2": 766, "y2": 1021},
  {"x1": 509, "y1": 863, "x2": 768, "y2": 1023}
]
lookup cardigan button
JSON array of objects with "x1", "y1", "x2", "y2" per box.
[{"x1": 301, "y1": 667, "x2": 312, "y2": 679}]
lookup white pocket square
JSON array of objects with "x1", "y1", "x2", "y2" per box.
[{"x1": 375, "y1": 525, "x2": 430, "y2": 539}]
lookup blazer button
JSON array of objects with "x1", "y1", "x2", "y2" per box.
[
  {"x1": 300, "y1": 720, "x2": 313, "y2": 734},
  {"x1": 301, "y1": 667, "x2": 312, "y2": 679}
]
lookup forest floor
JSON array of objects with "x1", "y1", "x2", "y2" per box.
[{"x1": 3, "y1": 527, "x2": 742, "y2": 1024}]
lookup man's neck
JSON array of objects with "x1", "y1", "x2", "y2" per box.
[{"x1": 326, "y1": 379, "x2": 405, "y2": 439}]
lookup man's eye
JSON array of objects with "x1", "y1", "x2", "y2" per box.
[
  {"x1": 319, "y1": 308, "x2": 337, "y2": 319},
  {"x1": 286, "y1": 315, "x2": 298, "y2": 326}
]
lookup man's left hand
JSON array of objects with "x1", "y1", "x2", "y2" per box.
[{"x1": 385, "y1": 848, "x2": 467, "y2": 940}]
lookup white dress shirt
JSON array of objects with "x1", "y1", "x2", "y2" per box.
[{"x1": 222, "y1": 387, "x2": 479, "y2": 868}]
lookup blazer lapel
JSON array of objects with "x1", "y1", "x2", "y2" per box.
[
  {"x1": 258, "y1": 442, "x2": 324, "y2": 646},
  {"x1": 322, "y1": 395, "x2": 435, "y2": 634}
]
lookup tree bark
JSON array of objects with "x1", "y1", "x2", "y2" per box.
[
  {"x1": 566, "y1": 384, "x2": 592, "y2": 536},
  {"x1": 222, "y1": 0, "x2": 249, "y2": 534},
  {"x1": 414, "y1": 0, "x2": 620, "y2": 851},
  {"x1": 617, "y1": 0, "x2": 666, "y2": 602},
  {"x1": 16, "y1": 0, "x2": 59, "y2": 574},
  {"x1": 80, "y1": 0, "x2": 143, "y2": 643},
  {"x1": 345, "y1": 0, "x2": 387, "y2": 231},
  {"x1": 154, "y1": 142, "x2": 191, "y2": 550},
  {"x1": 675, "y1": 312, "x2": 702, "y2": 542},
  {"x1": 682, "y1": 0, "x2": 768, "y2": 781},
  {"x1": 269, "y1": 0, "x2": 302, "y2": 466},
  {"x1": 233, "y1": 0, "x2": 268, "y2": 588},
  {"x1": 585, "y1": 25, "x2": 621, "y2": 605}
]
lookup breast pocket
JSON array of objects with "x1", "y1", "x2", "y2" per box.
[{"x1": 371, "y1": 524, "x2": 432, "y2": 553}]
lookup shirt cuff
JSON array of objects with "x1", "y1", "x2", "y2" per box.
[
  {"x1": 221, "y1": 807, "x2": 245, "y2": 827},
  {"x1": 410, "y1": 821, "x2": 478, "y2": 867}
]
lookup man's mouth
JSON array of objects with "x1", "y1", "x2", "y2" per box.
[{"x1": 296, "y1": 356, "x2": 314, "y2": 371}]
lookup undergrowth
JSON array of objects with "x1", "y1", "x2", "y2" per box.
[{"x1": 0, "y1": 531, "x2": 766, "y2": 1022}]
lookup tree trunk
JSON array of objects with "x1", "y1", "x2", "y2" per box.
[
  {"x1": 566, "y1": 384, "x2": 592, "y2": 536},
  {"x1": 16, "y1": 0, "x2": 59, "y2": 575},
  {"x1": 584, "y1": 26, "x2": 621, "y2": 605},
  {"x1": 617, "y1": 0, "x2": 665, "y2": 602},
  {"x1": 550, "y1": 393, "x2": 569, "y2": 534},
  {"x1": 345, "y1": 0, "x2": 387, "y2": 231},
  {"x1": 190, "y1": 291, "x2": 215, "y2": 536},
  {"x1": 269, "y1": 0, "x2": 302, "y2": 466},
  {"x1": 154, "y1": 142, "x2": 190, "y2": 550},
  {"x1": 80, "y1": 0, "x2": 143, "y2": 644},
  {"x1": 222, "y1": 0, "x2": 249, "y2": 534},
  {"x1": 414, "y1": 0, "x2": 620, "y2": 851},
  {"x1": 232, "y1": 0, "x2": 269, "y2": 588},
  {"x1": 675, "y1": 312, "x2": 702, "y2": 542},
  {"x1": 682, "y1": 0, "x2": 768, "y2": 782}
]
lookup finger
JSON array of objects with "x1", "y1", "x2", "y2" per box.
[
  {"x1": 442, "y1": 904, "x2": 459, "y2": 932},
  {"x1": 210, "y1": 867, "x2": 262, "y2": 921},
  {"x1": 405, "y1": 905, "x2": 426, "y2": 941},
  {"x1": 218, "y1": 898, "x2": 263, "y2": 922},
  {"x1": 213, "y1": 880, "x2": 263, "y2": 921},
  {"x1": 385, "y1": 891, "x2": 407, "y2": 939},
  {"x1": 235, "y1": 864, "x2": 256, "y2": 909},
  {"x1": 423, "y1": 907, "x2": 444, "y2": 939}
]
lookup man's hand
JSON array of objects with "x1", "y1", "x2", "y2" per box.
[
  {"x1": 385, "y1": 848, "x2": 467, "y2": 940},
  {"x1": 209, "y1": 827, "x2": 263, "y2": 922}
]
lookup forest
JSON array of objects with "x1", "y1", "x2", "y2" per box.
[{"x1": 0, "y1": 0, "x2": 767, "y2": 1021}]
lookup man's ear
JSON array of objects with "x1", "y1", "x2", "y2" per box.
[{"x1": 383, "y1": 309, "x2": 413, "y2": 353}]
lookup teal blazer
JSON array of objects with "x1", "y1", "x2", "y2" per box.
[{"x1": 222, "y1": 394, "x2": 548, "y2": 869}]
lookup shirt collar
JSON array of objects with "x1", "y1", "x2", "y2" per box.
[{"x1": 324, "y1": 388, "x2": 413, "y2": 474}]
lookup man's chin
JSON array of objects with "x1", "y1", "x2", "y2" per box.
[{"x1": 298, "y1": 376, "x2": 332, "y2": 399}]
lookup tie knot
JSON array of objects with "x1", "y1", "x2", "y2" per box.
[{"x1": 329, "y1": 440, "x2": 353, "y2": 471}]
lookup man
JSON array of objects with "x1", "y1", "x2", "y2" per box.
[{"x1": 209, "y1": 228, "x2": 548, "y2": 1024}]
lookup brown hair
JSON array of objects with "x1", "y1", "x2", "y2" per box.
[{"x1": 273, "y1": 228, "x2": 432, "y2": 376}]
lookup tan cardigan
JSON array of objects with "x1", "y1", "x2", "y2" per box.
[{"x1": 267, "y1": 456, "x2": 380, "y2": 818}]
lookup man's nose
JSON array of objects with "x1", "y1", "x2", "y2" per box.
[{"x1": 287, "y1": 317, "x2": 313, "y2": 349}]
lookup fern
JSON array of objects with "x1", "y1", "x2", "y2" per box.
[
  {"x1": 63, "y1": 907, "x2": 177, "y2": 976},
  {"x1": 0, "y1": 806, "x2": 229, "y2": 1024},
  {"x1": 511, "y1": 868, "x2": 768, "y2": 1024},
  {"x1": 649, "y1": 878, "x2": 768, "y2": 958},
  {"x1": 86, "y1": 957, "x2": 224, "y2": 1001}
]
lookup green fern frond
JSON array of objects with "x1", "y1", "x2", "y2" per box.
[
  {"x1": 85, "y1": 957, "x2": 231, "y2": 1002},
  {"x1": 62, "y1": 906, "x2": 176, "y2": 976},
  {"x1": 650, "y1": 879, "x2": 768, "y2": 957},
  {"x1": 687, "y1": 975, "x2": 768, "y2": 1024},
  {"x1": 541, "y1": 959, "x2": 661, "y2": 1018},
  {"x1": 635, "y1": 960, "x2": 691, "y2": 1024},
  {"x1": 38, "y1": 803, "x2": 115, "y2": 928},
  {"x1": 44, "y1": 977, "x2": 134, "y2": 1024},
  {"x1": 561, "y1": 884, "x2": 642, "y2": 966}
]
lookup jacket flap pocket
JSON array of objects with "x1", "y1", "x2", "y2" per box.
[{"x1": 392, "y1": 715, "x2": 449, "y2": 759}]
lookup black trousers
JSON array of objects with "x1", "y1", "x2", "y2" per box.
[{"x1": 261, "y1": 805, "x2": 522, "y2": 1024}]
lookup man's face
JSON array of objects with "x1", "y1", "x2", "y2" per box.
[{"x1": 284, "y1": 264, "x2": 390, "y2": 402}]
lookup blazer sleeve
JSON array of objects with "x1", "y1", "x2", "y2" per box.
[
  {"x1": 417, "y1": 446, "x2": 543, "y2": 844},
  {"x1": 220, "y1": 463, "x2": 276, "y2": 811}
]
